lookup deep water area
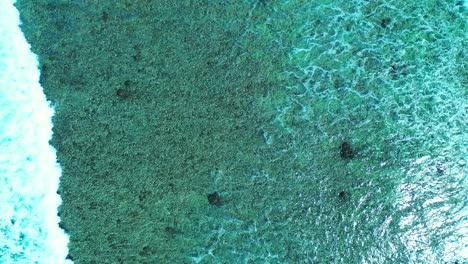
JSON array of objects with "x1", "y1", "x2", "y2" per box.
[{"x1": 16, "y1": 0, "x2": 466, "y2": 263}]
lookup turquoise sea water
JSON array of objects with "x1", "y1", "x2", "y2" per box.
[
  {"x1": 191, "y1": 0, "x2": 467, "y2": 262},
  {"x1": 10, "y1": 0, "x2": 467, "y2": 263}
]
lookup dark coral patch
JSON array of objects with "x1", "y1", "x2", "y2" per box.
[
  {"x1": 339, "y1": 141, "x2": 355, "y2": 159},
  {"x1": 338, "y1": 191, "x2": 348, "y2": 200},
  {"x1": 207, "y1": 192, "x2": 222, "y2": 206},
  {"x1": 380, "y1": 18, "x2": 391, "y2": 28}
]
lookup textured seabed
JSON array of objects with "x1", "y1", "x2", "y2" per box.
[{"x1": 15, "y1": 0, "x2": 467, "y2": 263}]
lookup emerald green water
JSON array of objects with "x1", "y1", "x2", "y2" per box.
[{"x1": 16, "y1": 0, "x2": 466, "y2": 263}]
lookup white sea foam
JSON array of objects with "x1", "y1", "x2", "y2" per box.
[{"x1": 0, "y1": 0, "x2": 71, "y2": 263}]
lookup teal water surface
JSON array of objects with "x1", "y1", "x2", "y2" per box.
[
  {"x1": 202, "y1": 0, "x2": 467, "y2": 262},
  {"x1": 15, "y1": 0, "x2": 467, "y2": 263}
]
